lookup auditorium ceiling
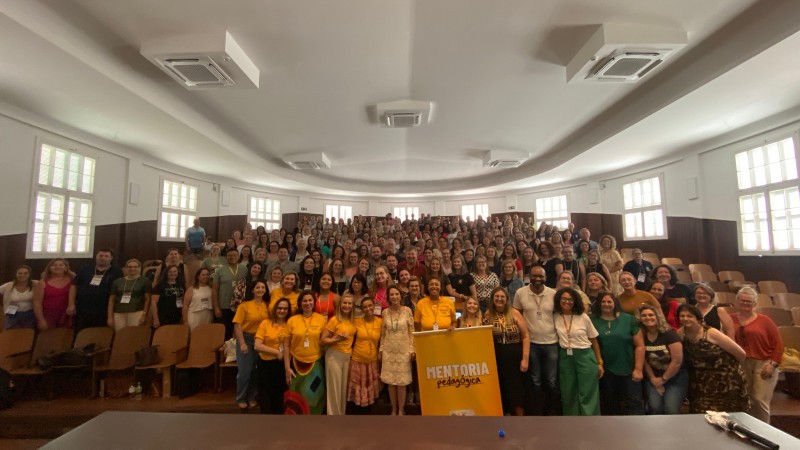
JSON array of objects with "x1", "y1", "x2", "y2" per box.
[{"x1": 1, "y1": 0, "x2": 799, "y2": 197}]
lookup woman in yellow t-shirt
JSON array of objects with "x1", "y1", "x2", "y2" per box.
[
  {"x1": 347, "y1": 296, "x2": 383, "y2": 413},
  {"x1": 253, "y1": 297, "x2": 292, "y2": 414},
  {"x1": 271, "y1": 272, "x2": 299, "y2": 314},
  {"x1": 232, "y1": 280, "x2": 270, "y2": 410},
  {"x1": 321, "y1": 292, "x2": 356, "y2": 415},
  {"x1": 282, "y1": 289, "x2": 327, "y2": 414},
  {"x1": 414, "y1": 277, "x2": 456, "y2": 332}
]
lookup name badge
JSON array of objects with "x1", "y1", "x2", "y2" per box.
[
  {"x1": 373, "y1": 305, "x2": 382, "y2": 316},
  {"x1": 304, "y1": 284, "x2": 312, "y2": 291},
  {"x1": 637, "y1": 273, "x2": 646, "y2": 283},
  {"x1": 201, "y1": 298, "x2": 210, "y2": 309},
  {"x1": 433, "y1": 323, "x2": 439, "y2": 331},
  {"x1": 121, "y1": 293, "x2": 132, "y2": 304},
  {"x1": 279, "y1": 344, "x2": 284, "y2": 352},
  {"x1": 566, "y1": 348, "x2": 573, "y2": 356},
  {"x1": 90, "y1": 275, "x2": 103, "y2": 286},
  {"x1": 176, "y1": 299, "x2": 183, "y2": 308},
  {"x1": 524, "y1": 276, "x2": 530, "y2": 285},
  {"x1": 231, "y1": 280, "x2": 237, "y2": 288},
  {"x1": 5, "y1": 305, "x2": 18, "y2": 315},
  {"x1": 303, "y1": 338, "x2": 310, "y2": 348}
]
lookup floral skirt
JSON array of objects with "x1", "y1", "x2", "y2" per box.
[{"x1": 347, "y1": 360, "x2": 381, "y2": 407}]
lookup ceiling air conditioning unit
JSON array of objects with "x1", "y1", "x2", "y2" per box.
[
  {"x1": 566, "y1": 24, "x2": 687, "y2": 84},
  {"x1": 284, "y1": 152, "x2": 331, "y2": 170},
  {"x1": 370, "y1": 100, "x2": 433, "y2": 128},
  {"x1": 383, "y1": 112, "x2": 422, "y2": 128},
  {"x1": 483, "y1": 150, "x2": 529, "y2": 169},
  {"x1": 141, "y1": 31, "x2": 259, "y2": 90}
]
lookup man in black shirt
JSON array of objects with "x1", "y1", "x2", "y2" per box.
[{"x1": 73, "y1": 248, "x2": 123, "y2": 332}]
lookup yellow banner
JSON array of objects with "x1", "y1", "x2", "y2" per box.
[{"x1": 414, "y1": 326, "x2": 503, "y2": 416}]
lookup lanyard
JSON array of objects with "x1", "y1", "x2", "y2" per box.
[
  {"x1": 561, "y1": 314, "x2": 574, "y2": 348},
  {"x1": 122, "y1": 277, "x2": 139, "y2": 294},
  {"x1": 430, "y1": 299, "x2": 440, "y2": 325},
  {"x1": 228, "y1": 264, "x2": 239, "y2": 278}
]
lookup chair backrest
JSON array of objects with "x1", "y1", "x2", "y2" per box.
[
  {"x1": 661, "y1": 257, "x2": 683, "y2": 266},
  {"x1": 619, "y1": 248, "x2": 634, "y2": 258},
  {"x1": 780, "y1": 326, "x2": 800, "y2": 351},
  {"x1": 73, "y1": 327, "x2": 114, "y2": 351},
  {"x1": 773, "y1": 293, "x2": 800, "y2": 310},
  {"x1": 688, "y1": 263, "x2": 714, "y2": 274},
  {"x1": 756, "y1": 307, "x2": 793, "y2": 327},
  {"x1": 187, "y1": 323, "x2": 225, "y2": 363},
  {"x1": 642, "y1": 253, "x2": 660, "y2": 267},
  {"x1": 151, "y1": 324, "x2": 190, "y2": 364},
  {"x1": 108, "y1": 326, "x2": 151, "y2": 369},
  {"x1": 756, "y1": 293, "x2": 774, "y2": 309},
  {"x1": 714, "y1": 292, "x2": 736, "y2": 307},
  {"x1": 0, "y1": 328, "x2": 35, "y2": 371},
  {"x1": 706, "y1": 281, "x2": 729, "y2": 293},
  {"x1": 30, "y1": 328, "x2": 74, "y2": 367},
  {"x1": 691, "y1": 269, "x2": 718, "y2": 283},
  {"x1": 792, "y1": 308, "x2": 800, "y2": 329},
  {"x1": 718, "y1": 271, "x2": 746, "y2": 283},
  {"x1": 758, "y1": 280, "x2": 789, "y2": 296},
  {"x1": 676, "y1": 271, "x2": 692, "y2": 284}
]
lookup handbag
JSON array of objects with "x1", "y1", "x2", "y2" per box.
[
  {"x1": 135, "y1": 345, "x2": 161, "y2": 366},
  {"x1": 781, "y1": 347, "x2": 800, "y2": 369}
]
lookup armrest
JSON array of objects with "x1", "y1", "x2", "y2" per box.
[
  {"x1": 7, "y1": 351, "x2": 33, "y2": 370},
  {"x1": 174, "y1": 346, "x2": 189, "y2": 363}
]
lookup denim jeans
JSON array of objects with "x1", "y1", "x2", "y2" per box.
[
  {"x1": 529, "y1": 343, "x2": 560, "y2": 415},
  {"x1": 646, "y1": 369, "x2": 688, "y2": 414},
  {"x1": 235, "y1": 332, "x2": 258, "y2": 404}
]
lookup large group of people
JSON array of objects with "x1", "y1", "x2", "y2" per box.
[{"x1": 0, "y1": 213, "x2": 786, "y2": 422}]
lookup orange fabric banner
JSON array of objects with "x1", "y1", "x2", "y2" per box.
[{"x1": 414, "y1": 326, "x2": 503, "y2": 416}]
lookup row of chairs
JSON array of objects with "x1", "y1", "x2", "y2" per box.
[{"x1": 0, "y1": 323, "x2": 224, "y2": 399}]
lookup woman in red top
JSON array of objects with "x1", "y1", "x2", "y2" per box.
[
  {"x1": 732, "y1": 286, "x2": 784, "y2": 424},
  {"x1": 648, "y1": 282, "x2": 680, "y2": 330},
  {"x1": 315, "y1": 272, "x2": 339, "y2": 319},
  {"x1": 33, "y1": 258, "x2": 76, "y2": 330}
]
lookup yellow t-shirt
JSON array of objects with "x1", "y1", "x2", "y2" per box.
[
  {"x1": 414, "y1": 297, "x2": 456, "y2": 331},
  {"x1": 270, "y1": 289, "x2": 300, "y2": 315},
  {"x1": 282, "y1": 313, "x2": 327, "y2": 363},
  {"x1": 352, "y1": 317, "x2": 382, "y2": 363},
  {"x1": 254, "y1": 319, "x2": 287, "y2": 361},
  {"x1": 325, "y1": 316, "x2": 356, "y2": 354},
  {"x1": 232, "y1": 300, "x2": 270, "y2": 334}
]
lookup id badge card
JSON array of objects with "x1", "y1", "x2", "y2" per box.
[
  {"x1": 90, "y1": 275, "x2": 103, "y2": 286},
  {"x1": 120, "y1": 293, "x2": 132, "y2": 304},
  {"x1": 279, "y1": 344, "x2": 284, "y2": 352},
  {"x1": 176, "y1": 299, "x2": 183, "y2": 308},
  {"x1": 231, "y1": 280, "x2": 237, "y2": 288},
  {"x1": 201, "y1": 298, "x2": 210, "y2": 309},
  {"x1": 373, "y1": 305, "x2": 382, "y2": 316},
  {"x1": 303, "y1": 338, "x2": 310, "y2": 348},
  {"x1": 524, "y1": 275, "x2": 530, "y2": 285},
  {"x1": 304, "y1": 284, "x2": 312, "y2": 291},
  {"x1": 5, "y1": 304, "x2": 18, "y2": 315},
  {"x1": 433, "y1": 323, "x2": 439, "y2": 331},
  {"x1": 637, "y1": 273, "x2": 646, "y2": 283},
  {"x1": 566, "y1": 348, "x2": 573, "y2": 356}
]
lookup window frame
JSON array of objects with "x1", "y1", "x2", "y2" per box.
[
  {"x1": 461, "y1": 203, "x2": 489, "y2": 222},
  {"x1": 324, "y1": 203, "x2": 353, "y2": 224},
  {"x1": 248, "y1": 195, "x2": 282, "y2": 232},
  {"x1": 533, "y1": 194, "x2": 570, "y2": 231},
  {"x1": 392, "y1": 206, "x2": 420, "y2": 222},
  {"x1": 621, "y1": 174, "x2": 668, "y2": 241},
  {"x1": 736, "y1": 132, "x2": 800, "y2": 256},
  {"x1": 27, "y1": 138, "x2": 96, "y2": 258},
  {"x1": 157, "y1": 178, "x2": 198, "y2": 242}
]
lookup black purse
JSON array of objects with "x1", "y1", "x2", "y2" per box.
[{"x1": 135, "y1": 345, "x2": 161, "y2": 366}]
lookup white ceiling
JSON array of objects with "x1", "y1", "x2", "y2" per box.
[{"x1": 1, "y1": 0, "x2": 800, "y2": 197}]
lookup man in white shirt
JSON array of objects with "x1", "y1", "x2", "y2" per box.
[{"x1": 514, "y1": 265, "x2": 559, "y2": 415}]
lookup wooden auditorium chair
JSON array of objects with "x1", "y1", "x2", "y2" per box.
[
  {"x1": 92, "y1": 325, "x2": 151, "y2": 397},
  {"x1": 174, "y1": 323, "x2": 225, "y2": 393},
  {"x1": 135, "y1": 324, "x2": 190, "y2": 398}
]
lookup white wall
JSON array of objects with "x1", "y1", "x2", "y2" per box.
[{"x1": 2, "y1": 109, "x2": 799, "y2": 239}]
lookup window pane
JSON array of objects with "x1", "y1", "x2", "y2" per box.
[{"x1": 624, "y1": 212, "x2": 642, "y2": 239}]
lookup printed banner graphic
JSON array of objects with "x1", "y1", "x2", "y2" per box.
[{"x1": 414, "y1": 326, "x2": 502, "y2": 416}]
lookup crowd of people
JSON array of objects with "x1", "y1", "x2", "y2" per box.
[{"x1": 0, "y1": 213, "x2": 786, "y2": 421}]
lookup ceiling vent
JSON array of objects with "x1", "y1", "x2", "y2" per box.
[
  {"x1": 483, "y1": 150, "x2": 529, "y2": 169},
  {"x1": 284, "y1": 152, "x2": 331, "y2": 170},
  {"x1": 369, "y1": 100, "x2": 433, "y2": 128},
  {"x1": 141, "y1": 31, "x2": 259, "y2": 90},
  {"x1": 566, "y1": 24, "x2": 687, "y2": 84}
]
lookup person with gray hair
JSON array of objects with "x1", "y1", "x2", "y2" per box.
[{"x1": 731, "y1": 286, "x2": 784, "y2": 423}]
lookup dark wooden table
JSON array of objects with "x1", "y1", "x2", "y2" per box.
[{"x1": 43, "y1": 411, "x2": 798, "y2": 449}]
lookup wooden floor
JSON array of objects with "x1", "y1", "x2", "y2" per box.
[{"x1": 3, "y1": 383, "x2": 800, "y2": 447}]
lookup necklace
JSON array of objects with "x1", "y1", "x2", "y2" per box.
[{"x1": 390, "y1": 307, "x2": 400, "y2": 332}]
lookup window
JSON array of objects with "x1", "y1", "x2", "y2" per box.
[
  {"x1": 461, "y1": 204, "x2": 489, "y2": 222},
  {"x1": 534, "y1": 195, "x2": 569, "y2": 230},
  {"x1": 393, "y1": 206, "x2": 420, "y2": 221},
  {"x1": 30, "y1": 143, "x2": 95, "y2": 256},
  {"x1": 325, "y1": 204, "x2": 353, "y2": 223},
  {"x1": 736, "y1": 136, "x2": 800, "y2": 254},
  {"x1": 623, "y1": 176, "x2": 667, "y2": 240},
  {"x1": 249, "y1": 196, "x2": 282, "y2": 231},
  {"x1": 158, "y1": 180, "x2": 197, "y2": 240}
]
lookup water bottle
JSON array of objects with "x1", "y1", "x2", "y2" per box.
[
  {"x1": 135, "y1": 382, "x2": 143, "y2": 400},
  {"x1": 128, "y1": 383, "x2": 136, "y2": 400}
]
